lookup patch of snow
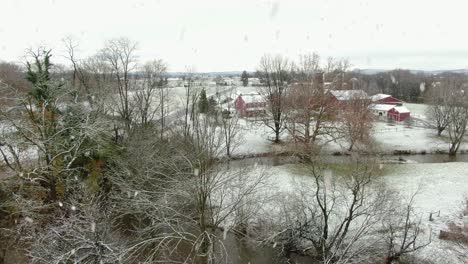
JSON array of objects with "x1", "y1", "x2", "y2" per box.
[{"x1": 370, "y1": 93, "x2": 392, "y2": 102}]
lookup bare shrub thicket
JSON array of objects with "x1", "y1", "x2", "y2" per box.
[
  {"x1": 108, "y1": 115, "x2": 265, "y2": 263},
  {"x1": 260, "y1": 154, "x2": 430, "y2": 263},
  {"x1": 262, "y1": 155, "x2": 390, "y2": 263},
  {"x1": 28, "y1": 188, "x2": 122, "y2": 264}
]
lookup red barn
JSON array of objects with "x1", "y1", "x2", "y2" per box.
[
  {"x1": 371, "y1": 94, "x2": 403, "y2": 105},
  {"x1": 388, "y1": 106, "x2": 410, "y2": 121},
  {"x1": 234, "y1": 92, "x2": 266, "y2": 117}
]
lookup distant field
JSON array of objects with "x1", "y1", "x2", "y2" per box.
[{"x1": 405, "y1": 103, "x2": 429, "y2": 120}]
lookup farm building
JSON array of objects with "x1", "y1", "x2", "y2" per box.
[
  {"x1": 370, "y1": 93, "x2": 403, "y2": 105},
  {"x1": 328, "y1": 90, "x2": 369, "y2": 107},
  {"x1": 234, "y1": 92, "x2": 266, "y2": 117},
  {"x1": 370, "y1": 104, "x2": 411, "y2": 121},
  {"x1": 388, "y1": 106, "x2": 410, "y2": 121},
  {"x1": 369, "y1": 104, "x2": 395, "y2": 118}
]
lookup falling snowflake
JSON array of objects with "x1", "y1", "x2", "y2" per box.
[
  {"x1": 71, "y1": 205, "x2": 76, "y2": 211},
  {"x1": 420, "y1": 83, "x2": 426, "y2": 93}
]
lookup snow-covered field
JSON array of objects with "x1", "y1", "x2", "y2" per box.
[
  {"x1": 232, "y1": 119, "x2": 468, "y2": 156},
  {"x1": 406, "y1": 103, "x2": 429, "y2": 120},
  {"x1": 251, "y1": 162, "x2": 467, "y2": 220},
  {"x1": 370, "y1": 122, "x2": 468, "y2": 154}
]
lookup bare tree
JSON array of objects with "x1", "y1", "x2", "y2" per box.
[
  {"x1": 62, "y1": 36, "x2": 99, "y2": 108},
  {"x1": 426, "y1": 81, "x2": 454, "y2": 136},
  {"x1": 216, "y1": 89, "x2": 243, "y2": 157},
  {"x1": 134, "y1": 59, "x2": 167, "y2": 130},
  {"x1": 339, "y1": 96, "x2": 373, "y2": 151},
  {"x1": 284, "y1": 53, "x2": 319, "y2": 147},
  {"x1": 264, "y1": 155, "x2": 390, "y2": 263},
  {"x1": 382, "y1": 189, "x2": 432, "y2": 264},
  {"x1": 181, "y1": 66, "x2": 198, "y2": 138},
  {"x1": 447, "y1": 93, "x2": 468, "y2": 155},
  {"x1": 284, "y1": 53, "x2": 341, "y2": 152},
  {"x1": 324, "y1": 57, "x2": 352, "y2": 90},
  {"x1": 424, "y1": 76, "x2": 468, "y2": 155},
  {"x1": 257, "y1": 54, "x2": 290, "y2": 143},
  {"x1": 109, "y1": 123, "x2": 264, "y2": 263},
  {"x1": 100, "y1": 38, "x2": 138, "y2": 131}
]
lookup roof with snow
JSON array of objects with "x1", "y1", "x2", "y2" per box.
[
  {"x1": 329, "y1": 90, "x2": 369, "y2": 101},
  {"x1": 238, "y1": 93, "x2": 265, "y2": 104},
  {"x1": 369, "y1": 104, "x2": 395, "y2": 112},
  {"x1": 392, "y1": 106, "x2": 410, "y2": 113},
  {"x1": 370, "y1": 93, "x2": 392, "y2": 102}
]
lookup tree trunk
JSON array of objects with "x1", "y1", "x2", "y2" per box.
[
  {"x1": 437, "y1": 127, "x2": 444, "y2": 136},
  {"x1": 385, "y1": 254, "x2": 399, "y2": 264},
  {"x1": 274, "y1": 130, "x2": 280, "y2": 143},
  {"x1": 449, "y1": 145, "x2": 458, "y2": 156},
  {"x1": 348, "y1": 141, "x2": 355, "y2": 152}
]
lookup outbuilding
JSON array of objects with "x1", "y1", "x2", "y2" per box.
[
  {"x1": 369, "y1": 104, "x2": 395, "y2": 118},
  {"x1": 328, "y1": 89, "x2": 369, "y2": 108},
  {"x1": 388, "y1": 106, "x2": 411, "y2": 121},
  {"x1": 234, "y1": 92, "x2": 266, "y2": 117},
  {"x1": 370, "y1": 104, "x2": 411, "y2": 121}
]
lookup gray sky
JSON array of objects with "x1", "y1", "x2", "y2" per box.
[{"x1": 2, "y1": 0, "x2": 468, "y2": 72}]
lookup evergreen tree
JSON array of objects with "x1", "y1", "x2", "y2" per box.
[
  {"x1": 26, "y1": 49, "x2": 55, "y2": 104},
  {"x1": 241, "y1": 70, "x2": 249, "y2": 87},
  {"x1": 208, "y1": 96, "x2": 217, "y2": 114},
  {"x1": 198, "y1": 89, "x2": 209, "y2": 113}
]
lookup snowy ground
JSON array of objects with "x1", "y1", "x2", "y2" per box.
[
  {"x1": 232, "y1": 118, "x2": 468, "y2": 156},
  {"x1": 230, "y1": 101, "x2": 461, "y2": 157},
  {"x1": 406, "y1": 103, "x2": 429, "y2": 120},
  {"x1": 370, "y1": 122, "x2": 467, "y2": 154}
]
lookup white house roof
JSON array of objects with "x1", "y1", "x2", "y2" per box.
[
  {"x1": 371, "y1": 93, "x2": 392, "y2": 101},
  {"x1": 239, "y1": 93, "x2": 265, "y2": 104},
  {"x1": 369, "y1": 104, "x2": 395, "y2": 112},
  {"x1": 329, "y1": 90, "x2": 368, "y2": 101},
  {"x1": 393, "y1": 106, "x2": 410, "y2": 113}
]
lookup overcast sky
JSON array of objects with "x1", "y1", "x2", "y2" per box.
[{"x1": 2, "y1": 0, "x2": 468, "y2": 72}]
